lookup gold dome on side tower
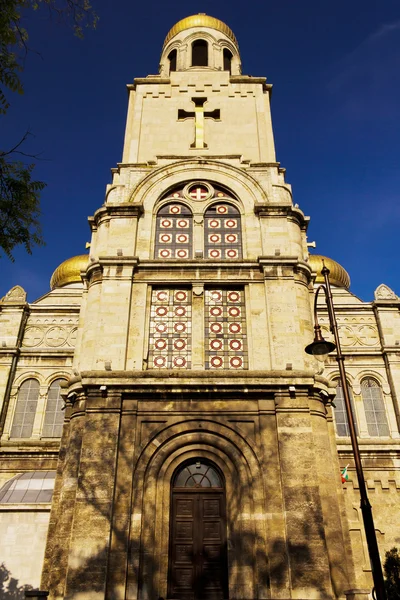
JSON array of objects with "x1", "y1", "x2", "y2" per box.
[
  {"x1": 50, "y1": 255, "x2": 88, "y2": 290},
  {"x1": 308, "y1": 254, "x2": 351, "y2": 289},
  {"x1": 163, "y1": 14, "x2": 238, "y2": 48}
]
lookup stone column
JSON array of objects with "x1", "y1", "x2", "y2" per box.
[
  {"x1": 275, "y1": 390, "x2": 334, "y2": 598},
  {"x1": 191, "y1": 284, "x2": 204, "y2": 369},
  {"x1": 62, "y1": 390, "x2": 122, "y2": 599}
]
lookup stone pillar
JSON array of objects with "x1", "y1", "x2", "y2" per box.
[
  {"x1": 275, "y1": 390, "x2": 334, "y2": 598},
  {"x1": 62, "y1": 390, "x2": 122, "y2": 599},
  {"x1": 258, "y1": 397, "x2": 291, "y2": 598},
  {"x1": 309, "y1": 393, "x2": 351, "y2": 596},
  {"x1": 105, "y1": 398, "x2": 138, "y2": 600},
  {"x1": 191, "y1": 284, "x2": 204, "y2": 369},
  {"x1": 42, "y1": 395, "x2": 86, "y2": 598}
]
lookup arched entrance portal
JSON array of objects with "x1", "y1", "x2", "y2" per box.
[{"x1": 168, "y1": 459, "x2": 229, "y2": 600}]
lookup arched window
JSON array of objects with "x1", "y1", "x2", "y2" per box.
[
  {"x1": 361, "y1": 378, "x2": 389, "y2": 437},
  {"x1": 333, "y1": 379, "x2": 358, "y2": 437},
  {"x1": 192, "y1": 39, "x2": 208, "y2": 66},
  {"x1": 10, "y1": 379, "x2": 39, "y2": 438},
  {"x1": 155, "y1": 203, "x2": 193, "y2": 259},
  {"x1": 173, "y1": 460, "x2": 223, "y2": 488},
  {"x1": 42, "y1": 379, "x2": 66, "y2": 437},
  {"x1": 168, "y1": 49, "x2": 177, "y2": 72},
  {"x1": 223, "y1": 48, "x2": 233, "y2": 73},
  {"x1": 204, "y1": 203, "x2": 242, "y2": 259}
]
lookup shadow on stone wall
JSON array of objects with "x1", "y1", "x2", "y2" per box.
[
  {"x1": 44, "y1": 413, "x2": 345, "y2": 599},
  {"x1": 0, "y1": 563, "x2": 33, "y2": 600}
]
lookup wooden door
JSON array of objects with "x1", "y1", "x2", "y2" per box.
[{"x1": 168, "y1": 463, "x2": 228, "y2": 600}]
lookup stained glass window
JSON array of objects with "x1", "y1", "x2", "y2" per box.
[
  {"x1": 334, "y1": 379, "x2": 358, "y2": 437},
  {"x1": 148, "y1": 289, "x2": 192, "y2": 369},
  {"x1": 205, "y1": 289, "x2": 248, "y2": 370},
  {"x1": 361, "y1": 378, "x2": 390, "y2": 437},
  {"x1": 204, "y1": 204, "x2": 242, "y2": 259},
  {"x1": 174, "y1": 460, "x2": 223, "y2": 488},
  {"x1": 42, "y1": 379, "x2": 66, "y2": 438},
  {"x1": 10, "y1": 379, "x2": 39, "y2": 438},
  {"x1": 155, "y1": 203, "x2": 193, "y2": 259}
]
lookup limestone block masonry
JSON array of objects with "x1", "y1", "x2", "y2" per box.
[{"x1": 0, "y1": 13, "x2": 399, "y2": 600}]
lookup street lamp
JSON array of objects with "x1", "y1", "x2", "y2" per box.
[{"x1": 305, "y1": 263, "x2": 387, "y2": 600}]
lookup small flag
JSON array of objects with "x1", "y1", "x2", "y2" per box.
[{"x1": 341, "y1": 464, "x2": 350, "y2": 484}]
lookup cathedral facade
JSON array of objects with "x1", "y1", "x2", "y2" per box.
[{"x1": 0, "y1": 14, "x2": 399, "y2": 600}]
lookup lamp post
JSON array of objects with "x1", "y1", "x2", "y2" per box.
[{"x1": 305, "y1": 263, "x2": 387, "y2": 600}]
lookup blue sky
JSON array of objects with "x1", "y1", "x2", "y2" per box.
[{"x1": 1, "y1": 0, "x2": 400, "y2": 301}]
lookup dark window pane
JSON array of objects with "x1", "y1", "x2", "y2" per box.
[
  {"x1": 192, "y1": 40, "x2": 208, "y2": 66},
  {"x1": 223, "y1": 49, "x2": 232, "y2": 73},
  {"x1": 168, "y1": 49, "x2": 177, "y2": 72}
]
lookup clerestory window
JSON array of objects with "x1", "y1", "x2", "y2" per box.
[
  {"x1": 42, "y1": 379, "x2": 66, "y2": 438},
  {"x1": 10, "y1": 379, "x2": 39, "y2": 438},
  {"x1": 361, "y1": 378, "x2": 390, "y2": 437},
  {"x1": 333, "y1": 379, "x2": 358, "y2": 437}
]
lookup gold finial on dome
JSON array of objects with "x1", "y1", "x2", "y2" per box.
[
  {"x1": 50, "y1": 255, "x2": 89, "y2": 290},
  {"x1": 163, "y1": 14, "x2": 238, "y2": 48},
  {"x1": 308, "y1": 254, "x2": 351, "y2": 289}
]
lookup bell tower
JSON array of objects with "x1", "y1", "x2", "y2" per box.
[{"x1": 39, "y1": 15, "x2": 359, "y2": 600}]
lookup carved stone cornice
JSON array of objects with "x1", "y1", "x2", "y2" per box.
[
  {"x1": 90, "y1": 203, "x2": 144, "y2": 230},
  {"x1": 254, "y1": 204, "x2": 309, "y2": 228}
]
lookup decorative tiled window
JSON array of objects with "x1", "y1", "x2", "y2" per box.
[
  {"x1": 10, "y1": 379, "x2": 39, "y2": 438},
  {"x1": 204, "y1": 203, "x2": 242, "y2": 259},
  {"x1": 361, "y1": 378, "x2": 390, "y2": 437},
  {"x1": 42, "y1": 379, "x2": 66, "y2": 438},
  {"x1": 148, "y1": 289, "x2": 192, "y2": 369},
  {"x1": 205, "y1": 289, "x2": 248, "y2": 370},
  {"x1": 334, "y1": 379, "x2": 358, "y2": 437},
  {"x1": 155, "y1": 203, "x2": 192, "y2": 259}
]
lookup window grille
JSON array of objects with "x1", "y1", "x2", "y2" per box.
[
  {"x1": 10, "y1": 379, "x2": 39, "y2": 438},
  {"x1": 204, "y1": 204, "x2": 242, "y2": 259},
  {"x1": 148, "y1": 289, "x2": 192, "y2": 369},
  {"x1": 205, "y1": 289, "x2": 248, "y2": 370},
  {"x1": 155, "y1": 203, "x2": 193, "y2": 259},
  {"x1": 174, "y1": 460, "x2": 222, "y2": 488},
  {"x1": 0, "y1": 471, "x2": 56, "y2": 503},
  {"x1": 361, "y1": 378, "x2": 390, "y2": 437},
  {"x1": 334, "y1": 379, "x2": 358, "y2": 437},
  {"x1": 42, "y1": 379, "x2": 66, "y2": 438}
]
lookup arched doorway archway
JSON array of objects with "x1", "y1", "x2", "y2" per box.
[{"x1": 168, "y1": 459, "x2": 229, "y2": 600}]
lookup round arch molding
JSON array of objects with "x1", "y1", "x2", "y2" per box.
[
  {"x1": 130, "y1": 159, "x2": 268, "y2": 260},
  {"x1": 127, "y1": 159, "x2": 269, "y2": 212},
  {"x1": 125, "y1": 420, "x2": 272, "y2": 600}
]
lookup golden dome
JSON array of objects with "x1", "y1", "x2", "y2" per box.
[
  {"x1": 163, "y1": 14, "x2": 238, "y2": 48},
  {"x1": 308, "y1": 254, "x2": 351, "y2": 289},
  {"x1": 50, "y1": 255, "x2": 88, "y2": 290}
]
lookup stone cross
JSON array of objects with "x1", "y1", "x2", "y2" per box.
[{"x1": 178, "y1": 98, "x2": 220, "y2": 149}]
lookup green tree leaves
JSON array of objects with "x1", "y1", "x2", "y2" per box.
[
  {"x1": 0, "y1": 0, "x2": 97, "y2": 259},
  {"x1": 384, "y1": 547, "x2": 400, "y2": 600}
]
